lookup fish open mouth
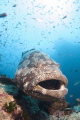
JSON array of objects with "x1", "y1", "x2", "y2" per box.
[
  {"x1": 38, "y1": 79, "x2": 65, "y2": 90},
  {"x1": 23, "y1": 71, "x2": 68, "y2": 100},
  {"x1": 33, "y1": 78, "x2": 68, "y2": 99}
]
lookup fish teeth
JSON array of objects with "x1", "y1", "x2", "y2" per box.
[{"x1": 60, "y1": 84, "x2": 65, "y2": 90}]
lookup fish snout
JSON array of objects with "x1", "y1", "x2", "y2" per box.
[{"x1": 23, "y1": 68, "x2": 68, "y2": 101}]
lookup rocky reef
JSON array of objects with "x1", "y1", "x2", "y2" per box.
[{"x1": 0, "y1": 76, "x2": 80, "y2": 120}]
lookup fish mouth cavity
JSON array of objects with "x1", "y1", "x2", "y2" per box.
[{"x1": 38, "y1": 79, "x2": 65, "y2": 90}]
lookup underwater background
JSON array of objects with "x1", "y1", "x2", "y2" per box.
[{"x1": 0, "y1": 0, "x2": 80, "y2": 107}]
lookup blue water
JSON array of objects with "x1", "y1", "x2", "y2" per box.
[{"x1": 0, "y1": 0, "x2": 80, "y2": 106}]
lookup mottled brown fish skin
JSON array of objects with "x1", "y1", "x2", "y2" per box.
[{"x1": 14, "y1": 49, "x2": 68, "y2": 101}]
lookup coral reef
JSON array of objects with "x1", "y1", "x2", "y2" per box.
[
  {"x1": 73, "y1": 105, "x2": 80, "y2": 113},
  {"x1": 0, "y1": 77, "x2": 80, "y2": 120},
  {"x1": 48, "y1": 97, "x2": 70, "y2": 116},
  {"x1": 31, "y1": 111, "x2": 48, "y2": 120},
  {"x1": 64, "y1": 108, "x2": 73, "y2": 115},
  {"x1": 68, "y1": 112, "x2": 80, "y2": 120}
]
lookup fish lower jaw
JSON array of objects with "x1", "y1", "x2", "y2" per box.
[{"x1": 33, "y1": 84, "x2": 68, "y2": 98}]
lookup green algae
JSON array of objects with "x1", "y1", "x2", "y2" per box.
[{"x1": 3, "y1": 101, "x2": 17, "y2": 113}]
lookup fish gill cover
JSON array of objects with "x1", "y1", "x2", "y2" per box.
[{"x1": 0, "y1": 0, "x2": 80, "y2": 106}]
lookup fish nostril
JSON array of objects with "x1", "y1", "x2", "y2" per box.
[{"x1": 38, "y1": 79, "x2": 64, "y2": 90}]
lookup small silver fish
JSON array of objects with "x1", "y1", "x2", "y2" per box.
[
  {"x1": 69, "y1": 94, "x2": 73, "y2": 98},
  {"x1": 32, "y1": 18, "x2": 44, "y2": 22},
  {"x1": 74, "y1": 81, "x2": 80, "y2": 86},
  {"x1": 76, "y1": 98, "x2": 80, "y2": 102}
]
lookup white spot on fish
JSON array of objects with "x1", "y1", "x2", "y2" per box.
[{"x1": 23, "y1": 82, "x2": 29, "y2": 88}]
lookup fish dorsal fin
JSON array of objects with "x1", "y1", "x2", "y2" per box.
[{"x1": 22, "y1": 48, "x2": 35, "y2": 56}]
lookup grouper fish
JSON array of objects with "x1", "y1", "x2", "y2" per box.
[{"x1": 14, "y1": 49, "x2": 68, "y2": 101}]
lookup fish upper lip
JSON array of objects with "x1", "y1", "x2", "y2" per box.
[{"x1": 25, "y1": 69, "x2": 68, "y2": 91}]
